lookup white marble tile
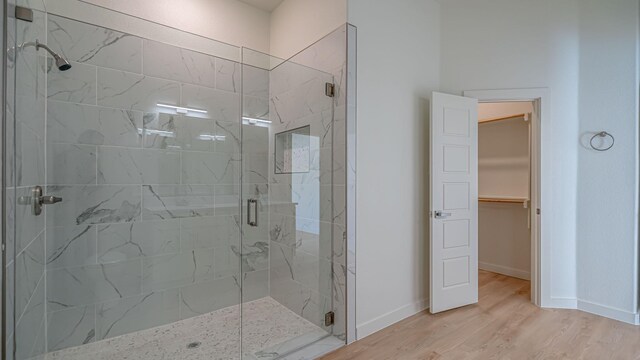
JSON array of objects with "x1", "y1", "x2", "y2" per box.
[
  {"x1": 46, "y1": 225, "x2": 97, "y2": 270},
  {"x1": 97, "y1": 68, "x2": 180, "y2": 112},
  {"x1": 179, "y1": 276, "x2": 240, "y2": 319},
  {"x1": 97, "y1": 147, "x2": 180, "y2": 185},
  {"x1": 15, "y1": 232, "x2": 45, "y2": 322},
  {"x1": 96, "y1": 290, "x2": 179, "y2": 340},
  {"x1": 47, "y1": 305, "x2": 96, "y2": 352},
  {"x1": 47, "y1": 143, "x2": 97, "y2": 185},
  {"x1": 143, "y1": 40, "x2": 216, "y2": 88},
  {"x1": 48, "y1": 15, "x2": 143, "y2": 73},
  {"x1": 241, "y1": 270, "x2": 269, "y2": 303},
  {"x1": 142, "y1": 185, "x2": 215, "y2": 220},
  {"x1": 45, "y1": 185, "x2": 141, "y2": 226},
  {"x1": 47, "y1": 60, "x2": 97, "y2": 105},
  {"x1": 97, "y1": 220, "x2": 180, "y2": 263},
  {"x1": 237, "y1": 240, "x2": 269, "y2": 273},
  {"x1": 180, "y1": 216, "x2": 239, "y2": 251},
  {"x1": 12, "y1": 120, "x2": 45, "y2": 187},
  {"x1": 214, "y1": 120, "x2": 241, "y2": 154},
  {"x1": 242, "y1": 65, "x2": 269, "y2": 99},
  {"x1": 47, "y1": 101, "x2": 143, "y2": 147},
  {"x1": 143, "y1": 113, "x2": 216, "y2": 152},
  {"x1": 181, "y1": 151, "x2": 240, "y2": 185},
  {"x1": 244, "y1": 152, "x2": 269, "y2": 184},
  {"x1": 181, "y1": 84, "x2": 240, "y2": 122},
  {"x1": 15, "y1": 275, "x2": 45, "y2": 360},
  {"x1": 242, "y1": 123, "x2": 269, "y2": 154},
  {"x1": 243, "y1": 95, "x2": 269, "y2": 119},
  {"x1": 269, "y1": 214, "x2": 296, "y2": 248},
  {"x1": 15, "y1": 51, "x2": 45, "y2": 138},
  {"x1": 46, "y1": 259, "x2": 142, "y2": 310},
  {"x1": 141, "y1": 249, "x2": 215, "y2": 292},
  {"x1": 8, "y1": 187, "x2": 45, "y2": 256},
  {"x1": 216, "y1": 58, "x2": 240, "y2": 93}
]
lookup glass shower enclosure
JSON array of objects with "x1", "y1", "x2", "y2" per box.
[{"x1": 2, "y1": 1, "x2": 350, "y2": 359}]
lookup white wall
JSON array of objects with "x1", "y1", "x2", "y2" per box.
[
  {"x1": 347, "y1": 0, "x2": 440, "y2": 339},
  {"x1": 575, "y1": 0, "x2": 639, "y2": 319},
  {"x1": 69, "y1": 0, "x2": 271, "y2": 53},
  {"x1": 441, "y1": 0, "x2": 639, "y2": 321},
  {"x1": 269, "y1": 0, "x2": 347, "y2": 59}
]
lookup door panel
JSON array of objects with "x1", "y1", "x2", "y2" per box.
[{"x1": 430, "y1": 92, "x2": 478, "y2": 314}]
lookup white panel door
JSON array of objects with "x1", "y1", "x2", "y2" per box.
[{"x1": 430, "y1": 92, "x2": 478, "y2": 314}]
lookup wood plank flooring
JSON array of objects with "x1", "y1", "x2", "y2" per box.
[{"x1": 321, "y1": 271, "x2": 640, "y2": 360}]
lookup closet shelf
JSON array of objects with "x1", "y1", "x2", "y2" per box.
[
  {"x1": 479, "y1": 113, "x2": 527, "y2": 124},
  {"x1": 479, "y1": 196, "x2": 529, "y2": 208}
]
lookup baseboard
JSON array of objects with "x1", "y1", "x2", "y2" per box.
[
  {"x1": 356, "y1": 298, "x2": 429, "y2": 340},
  {"x1": 577, "y1": 300, "x2": 639, "y2": 325},
  {"x1": 543, "y1": 297, "x2": 577, "y2": 309},
  {"x1": 479, "y1": 262, "x2": 530, "y2": 280}
]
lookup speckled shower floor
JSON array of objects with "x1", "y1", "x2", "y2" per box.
[{"x1": 39, "y1": 297, "x2": 335, "y2": 360}]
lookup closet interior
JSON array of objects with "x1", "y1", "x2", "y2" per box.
[{"x1": 478, "y1": 102, "x2": 533, "y2": 290}]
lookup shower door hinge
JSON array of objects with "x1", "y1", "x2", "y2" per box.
[
  {"x1": 325, "y1": 83, "x2": 335, "y2": 98},
  {"x1": 324, "y1": 311, "x2": 335, "y2": 326},
  {"x1": 15, "y1": 6, "x2": 34, "y2": 22}
]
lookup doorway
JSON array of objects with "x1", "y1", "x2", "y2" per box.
[
  {"x1": 429, "y1": 89, "x2": 546, "y2": 313},
  {"x1": 477, "y1": 101, "x2": 534, "y2": 300}
]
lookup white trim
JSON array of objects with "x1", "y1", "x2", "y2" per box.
[
  {"x1": 356, "y1": 299, "x2": 428, "y2": 340},
  {"x1": 545, "y1": 297, "x2": 577, "y2": 309},
  {"x1": 479, "y1": 262, "x2": 530, "y2": 280},
  {"x1": 464, "y1": 88, "x2": 550, "y2": 308},
  {"x1": 578, "y1": 300, "x2": 639, "y2": 325}
]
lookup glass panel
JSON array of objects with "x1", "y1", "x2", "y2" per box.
[
  {"x1": 6, "y1": 1, "x2": 48, "y2": 359},
  {"x1": 6, "y1": 2, "x2": 243, "y2": 359},
  {"x1": 240, "y1": 47, "x2": 336, "y2": 359}
]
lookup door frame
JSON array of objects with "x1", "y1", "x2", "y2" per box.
[{"x1": 464, "y1": 88, "x2": 549, "y2": 307}]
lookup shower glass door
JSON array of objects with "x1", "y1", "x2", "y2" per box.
[
  {"x1": 240, "y1": 48, "x2": 336, "y2": 359},
  {"x1": 5, "y1": 2, "x2": 244, "y2": 359}
]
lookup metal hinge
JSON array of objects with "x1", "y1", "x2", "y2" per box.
[
  {"x1": 15, "y1": 6, "x2": 34, "y2": 22},
  {"x1": 343, "y1": 231, "x2": 347, "y2": 242},
  {"x1": 324, "y1": 311, "x2": 335, "y2": 326},
  {"x1": 325, "y1": 83, "x2": 335, "y2": 97},
  {"x1": 536, "y1": 208, "x2": 541, "y2": 215}
]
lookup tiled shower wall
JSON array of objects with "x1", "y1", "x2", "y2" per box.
[{"x1": 42, "y1": 14, "x2": 269, "y2": 352}]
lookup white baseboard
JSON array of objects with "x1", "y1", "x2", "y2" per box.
[
  {"x1": 356, "y1": 299, "x2": 428, "y2": 340},
  {"x1": 479, "y1": 262, "x2": 530, "y2": 280},
  {"x1": 577, "y1": 300, "x2": 639, "y2": 325},
  {"x1": 543, "y1": 297, "x2": 577, "y2": 309}
]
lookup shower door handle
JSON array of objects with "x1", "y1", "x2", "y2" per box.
[{"x1": 247, "y1": 199, "x2": 258, "y2": 227}]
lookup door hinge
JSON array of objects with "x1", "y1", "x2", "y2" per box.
[
  {"x1": 15, "y1": 6, "x2": 34, "y2": 22},
  {"x1": 324, "y1": 311, "x2": 335, "y2": 326},
  {"x1": 343, "y1": 231, "x2": 347, "y2": 242},
  {"x1": 325, "y1": 83, "x2": 335, "y2": 98},
  {"x1": 536, "y1": 208, "x2": 541, "y2": 215}
]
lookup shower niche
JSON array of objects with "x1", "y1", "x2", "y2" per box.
[{"x1": 3, "y1": 1, "x2": 354, "y2": 359}]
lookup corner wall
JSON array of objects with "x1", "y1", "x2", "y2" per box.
[{"x1": 347, "y1": 0, "x2": 441, "y2": 339}]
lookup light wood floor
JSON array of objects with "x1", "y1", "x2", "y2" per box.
[{"x1": 322, "y1": 270, "x2": 640, "y2": 360}]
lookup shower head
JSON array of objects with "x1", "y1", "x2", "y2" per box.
[
  {"x1": 34, "y1": 40, "x2": 72, "y2": 71},
  {"x1": 53, "y1": 53, "x2": 72, "y2": 71}
]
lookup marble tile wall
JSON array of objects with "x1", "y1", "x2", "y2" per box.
[{"x1": 42, "y1": 14, "x2": 270, "y2": 353}]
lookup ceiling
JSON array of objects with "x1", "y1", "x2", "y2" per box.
[{"x1": 237, "y1": 0, "x2": 285, "y2": 12}]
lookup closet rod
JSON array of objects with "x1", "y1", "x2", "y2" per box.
[{"x1": 479, "y1": 113, "x2": 526, "y2": 124}]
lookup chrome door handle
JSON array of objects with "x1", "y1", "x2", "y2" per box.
[
  {"x1": 18, "y1": 186, "x2": 63, "y2": 216},
  {"x1": 247, "y1": 199, "x2": 258, "y2": 227},
  {"x1": 434, "y1": 211, "x2": 452, "y2": 219}
]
